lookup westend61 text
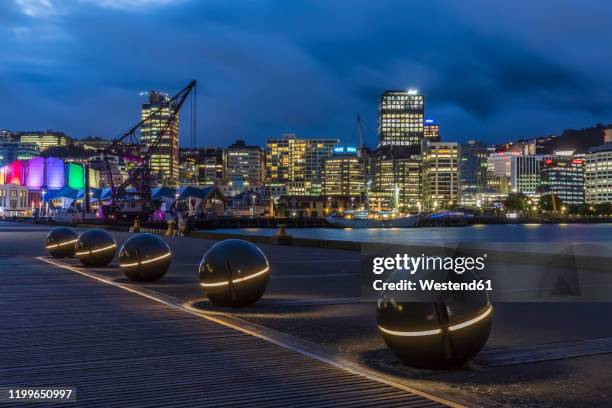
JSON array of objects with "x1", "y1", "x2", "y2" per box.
[{"x1": 373, "y1": 279, "x2": 493, "y2": 292}]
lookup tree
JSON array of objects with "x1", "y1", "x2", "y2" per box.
[
  {"x1": 595, "y1": 202, "x2": 612, "y2": 216},
  {"x1": 538, "y1": 194, "x2": 564, "y2": 212},
  {"x1": 504, "y1": 192, "x2": 530, "y2": 212}
]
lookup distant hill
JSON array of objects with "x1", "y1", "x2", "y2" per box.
[{"x1": 539, "y1": 124, "x2": 610, "y2": 154}]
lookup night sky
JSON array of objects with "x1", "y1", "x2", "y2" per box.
[{"x1": 1, "y1": 0, "x2": 611, "y2": 147}]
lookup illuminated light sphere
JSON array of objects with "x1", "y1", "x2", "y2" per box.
[
  {"x1": 199, "y1": 239, "x2": 270, "y2": 307},
  {"x1": 119, "y1": 233, "x2": 172, "y2": 282},
  {"x1": 46, "y1": 227, "x2": 78, "y2": 258},
  {"x1": 75, "y1": 229, "x2": 117, "y2": 267},
  {"x1": 377, "y1": 268, "x2": 493, "y2": 369}
]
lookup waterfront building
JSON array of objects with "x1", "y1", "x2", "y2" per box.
[
  {"x1": 459, "y1": 140, "x2": 488, "y2": 206},
  {"x1": 372, "y1": 157, "x2": 421, "y2": 212},
  {"x1": 0, "y1": 142, "x2": 39, "y2": 167},
  {"x1": 322, "y1": 146, "x2": 365, "y2": 197},
  {"x1": 378, "y1": 90, "x2": 424, "y2": 156},
  {"x1": 509, "y1": 155, "x2": 554, "y2": 197},
  {"x1": 224, "y1": 140, "x2": 264, "y2": 188},
  {"x1": 539, "y1": 158, "x2": 585, "y2": 205},
  {"x1": 422, "y1": 141, "x2": 459, "y2": 211},
  {"x1": 424, "y1": 119, "x2": 440, "y2": 142},
  {"x1": 265, "y1": 134, "x2": 338, "y2": 195},
  {"x1": 18, "y1": 131, "x2": 71, "y2": 152},
  {"x1": 140, "y1": 91, "x2": 179, "y2": 183},
  {"x1": 585, "y1": 143, "x2": 612, "y2": 203}
]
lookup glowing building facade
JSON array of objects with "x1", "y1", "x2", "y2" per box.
[
  {"x1": 539, "y1": 158, "x2": 585, "y2": 205},
  {"x1": 378, "y1": 90, "x2": 424, "y2": 155},
  {"x1": 422, "y1": 142, "x2": 459, "y2": 211},
  {"x1": 322, "y1": 147, "x2": 365, "y2": 197},
  {"x1": 585, "y1": 143, "x2": 612, "y2": 203},
  {"x1": 18, "y1": 131, "x2": 71, "y2": 151},
  {"x1": 266, "y1": 134, "x2": 339, "y2": 195},
  {"x1": 224, "y1": 140, "x2": 264, "y2": 187},
  {"x1": 140, "y1": 92, "x2": 179, "y2": 183}
]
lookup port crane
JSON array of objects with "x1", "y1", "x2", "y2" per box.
[{"x1": 100, "y1": 80, "x2": 197, "y2": 218}]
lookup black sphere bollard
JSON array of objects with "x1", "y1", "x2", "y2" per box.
[
  {"x1": 46, "y1": 227, "x2": 78, "y2": 258},
  {"x1": 377, "y1": 268, "x2": 493, "y2": 369},
  {"x1": 199, "y1": 239, "x2": 270, "y2": 307},
  {"x1": 119, "y1": 233, "x2": 172, "y2": 282},
  {"x1": 75, "y1": 229, "x2": 117, "y2": 267}
]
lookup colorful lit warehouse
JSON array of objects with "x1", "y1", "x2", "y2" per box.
[{"x1": 0, "y1": 158, "x2": 87, "y2": 190}]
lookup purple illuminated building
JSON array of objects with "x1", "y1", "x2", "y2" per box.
[
  {"x1": 26, "y1": 157, "x2": 45, "y2": 189},
  {"x1": 46, "y1": 157, "x2": 65, "y2": 189}
]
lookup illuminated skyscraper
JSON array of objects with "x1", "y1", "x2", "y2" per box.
[
  {"x1": 140, "y1": 91, "x2": 179, "y2": 183},
  {"x1": 378, "y1": 90, "x2": 424, "y2": 155},
  {"x1": 322, "y1": 146, "x2": 365, "y2": 196},
  {"x1": 266, "y1": 134, "x2": 338, "y2": 195},
  {"x1": 422, "y1": 141, "x2": 459, "y2": 210},
  {"x1": 371, "y1": 157, "x2": 421, "y2": 212}
]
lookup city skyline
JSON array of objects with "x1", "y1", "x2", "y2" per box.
[{"x1": 2, "y1": 1, "x2": 612, "y2": 147}]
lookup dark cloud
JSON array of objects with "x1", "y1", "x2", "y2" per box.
[{"x1": 1, "y1": 0, "x2": 611, "y2": 146}]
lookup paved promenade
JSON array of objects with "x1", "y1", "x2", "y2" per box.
[{"x1": 0, "y1": 254, "x2": 448, "y2": 407}]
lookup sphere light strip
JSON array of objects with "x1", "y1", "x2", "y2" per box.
[
  {"x1": 121, "y1": 251, "x2": 172, "y2": 268},
  {"x1": 76, "y1": 243, "x2": 116, "y2": 256},
  {"x1": 200, "y1": 266, "x2": 270, "y2": 288},
  {"x1": 447, "y1": 305, "x2": 493, "y2": 332},
  {"x1": 378, "y1": 306, "x2": 493, "y2": 337},
  {"x1": 378, "y1": 326, "x2": 443, "y2": 337},
  {"x1": 46, "y1": 239, "x2": 78, "y2": 249}
]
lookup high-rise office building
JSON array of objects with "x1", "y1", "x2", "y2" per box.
[
  {"x1": 422, "y1": 141, "x2": 459, "y2": 211},
  {"x1": 371, "y1": 157, "x2": 421, "y2": 212},
  {"x1": 224, "y1": 140, "x2": 264, "y2": 187},
  {"x1": 509, "y1": 155, "x2": 554, "y2": 197},
  {"x1": 18, "y1": 131, "x2": 71, "y2": 151},
  {"x1": 424, "y1": 119, "x2": 440, "y2": 142},
  {"x1": 322, "y1": 146, "x2": 365, "y2": 197},
  {"x1": 140, "y1": 91, "x2": 179, "y2": 183},
  {"x1": 585, "y1": 143, "x2": 612, "y2": 203},
  {"x1": 266, "y1": 134, "x2": 338, "y2": 195},
  {"x1": 459, "y1": 140, "x2": 488, "y2": 205},
  {"x1": 378, "y1": 90, "x2": 424, "y2": 155},
  {"x1": 539, "y1": 158, "x2": 585, "y2": 205}
]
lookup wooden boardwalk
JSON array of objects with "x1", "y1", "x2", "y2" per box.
[{"x1": 0, "y1": 257, "x2": 448, "y2": 407}]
